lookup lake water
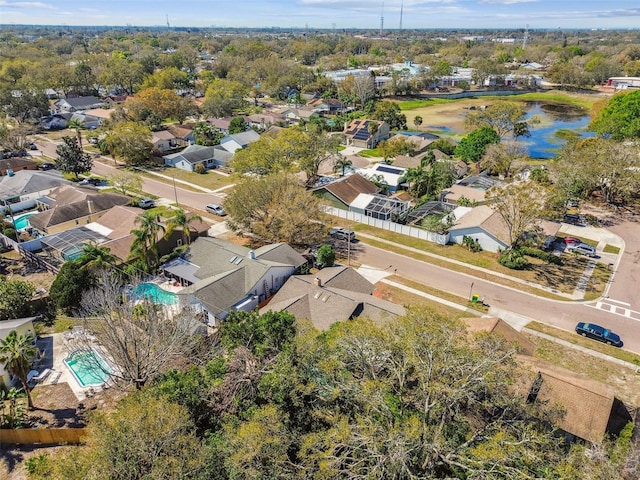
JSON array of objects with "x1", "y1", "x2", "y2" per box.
[{"x1": 520, "y1": 102, "x2": 593, "y2": 159}]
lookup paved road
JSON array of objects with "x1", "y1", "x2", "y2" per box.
[
  {"x1": 354, "y1": 243, "x2": 640, "y2": 354},
  {"x1": 33, "y1": 139, "x2": 225, "y2": 210}
]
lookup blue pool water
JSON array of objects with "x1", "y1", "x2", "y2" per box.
[
  {"x1": 135, "y1": 282, "x2": 178, "y2": 305},
  {"x1": 9, "y1": 211, "x2": 38, "y2": 230},
  {"x1": 64, "y1": 349, "x2": 111, "y2": 387}
]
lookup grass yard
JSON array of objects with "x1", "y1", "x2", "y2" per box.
[
  {"x1": 337, "y1": 221, "x2": 610, "y2": 298},
  {"x1": 140, "y1": 166, "x2": 236, "y2": 192},
  {"x1": 603, "y1": 244, "x2": 621, "y2": 254}
]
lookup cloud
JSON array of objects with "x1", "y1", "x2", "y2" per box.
[
  {"x1": 480, "y1": 0, "x2": 538, "y2": 4},
  {"x1": 0, "y1": 1, "x2": 55, "y2": 8}
]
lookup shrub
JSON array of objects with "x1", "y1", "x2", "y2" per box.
[
  {"x1": 462, "y1": 235, "x2": 482, "y2": 252},
  {"x1": 498, "y1": 249, "x2": 529, "y2": 270},
  {"x1": 194, "y1": 163, "x2": 207, "y2": 174},
  {"x1": 316, "y1": 244, "x2": 336, "y2": 268},
  {"x1": 520, "y1": 247, "x2": 563, "y2": 265}
]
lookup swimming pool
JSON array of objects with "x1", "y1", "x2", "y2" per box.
[
  {"x1": 135, "y1": 282, "x2": 178, "y2": 305},
  {"x1": 9, "y1": 211, "x2": 38, "y2": 230},
  {"x1": 64, "y1": 349, "x2": 111, "y2": 388}
]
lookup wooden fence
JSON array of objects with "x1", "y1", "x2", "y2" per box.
[{"x1": 0, "y1": 427, "x2": 87, "y2": 445}]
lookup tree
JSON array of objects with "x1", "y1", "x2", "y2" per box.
[
  {"x1": 77, "y1": 243, "x2": 117, "y2": 272},
  {"x1": 104, "y1": 121, "x2": 153, "y2": 166},
  {"x1": 429, "y1": 138, "x2": 457, "y2": 156},
  {"x1": 165, "y1": 208, "x2": 202, "y2": 245},
  {"x1": 228, "y1": 117, "x2": 247, "y2": 134},
  {"x1": 316, "y1": 244, "x2": 336, "y2": 268},
  {"x1": 377, "y1": 136, "x2": 416, "y2": 163},
  {"x1": 333, "y1": 156, "x2": 352, "y2": 177},
  {"x1": 48, "y1": 392, "x2": 208, "y2": 480},
  {"x1": 480, "y1": 142, "x2": 528, "y2": 178},
  {"x1": 54, "y1": 136, "x2": 93, "y2": 179},
  {"x1": 455, "y1": 126, "x2": 501, "y2": 163},
  {"x1": 464, "y1": 101, "x2": 529, "y2": 138},
  {"x1": 141, "y1": 66, "x2": 189, "y2": 90},
  {"x1": 130, "y1": 211, "x2": 165, "y2": 270},
  {"x1": 224, "y1": 173, "x2": 328, "y2": 248},
  {"x1": 590, "y1": 90, "x2": 640, "y2": 140},
  {"x1": 203, "y1": 78, "x2": 248, "y2": 117},
  {"x1": 193, "y1": 121, "x2": 223, "y2": 146},
  {"x1": 413, "y1": 115, "x2": 423, "y2": 128},
  {"x1": 371, "y1": 100, "x2": 407, "y2": 130},
  {"x1": 126, "y1": 87, "x2": 195, "y2": 125},
  {"x1": 487, "y1": 181, "x2": 548, "y2": 247},
  {"x1": 0, "y1": 88, "x2": 49, "y2": 124},
  {"x1": 107, "y1": 170, "x2": 142, "y2": 195},
  {"x1": 49, "y1": 261, "x2": 95, "y2": 315},
  {"x1": 0, "y1": 330, "x2": 39, "y2": 409},
  {"x1": 72, "y1": 274, "x2": 203, "y2": 390},
  {"x1": 0, "y1": 278, "x2": 35, "y2": 320}
]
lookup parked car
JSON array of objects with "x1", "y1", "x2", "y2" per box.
[
  {"x1": 79, "y1": 177, "x2": 103, "y2": 186},
  {"x1": 29, "y1": 143, "x2": 38, "y2": 150},
  {"x1": 561, "y1": 237, "x2": 581, "y2": 245},
  {"x1": 138, "y1": 198, "x2": 155, "y2": 209},
  {"x1": 542, "y1": 236, "x2": 558, "y2": 251},
  {"x1": 205, "y1": 203, "x2": 226, "y2": 216},
  {"x1": 567, "y1": 243, "x2": 597, "y2": 258},
  {"x1": 575, "y1": 322, "x2": 623, "y2": 347},
  {"x1": 330, "y1": 227, "x2": 356, "y2": 242},
  {"x1": 39, "y1": 162, "x2": 55, "y2": 170}
]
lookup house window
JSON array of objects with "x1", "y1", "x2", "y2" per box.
[{"x1": 177, "y1": 239, "x2": 183, "y2": 247}]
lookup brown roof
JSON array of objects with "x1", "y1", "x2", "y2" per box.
[
  {"x1": 152, "y1": 130, "x2": 176, "y2": 141},
  {"x1": 517, "y1": 356, "x2": 616, "y2": 442},
  {"x1": 313, "y1": 173, "x2": 380, "y2": 205},
  {"x1": 0, "y1": 157, "x2": 38, "y2": 174},
  {"x1": 30, "y1": 186, "x2": 130, "y2": 230},
  {"x1": 167, "y1": 124, "x2": 195, "y2": 139},
  {"x1": 261, "y1": 267, "x2": 404, "y2": 330},
  {"x1": 461, "y1": 317, "x2": 536, "y2": 356},
  {"x1": 82, "y1": 108, "x2": 115, "y2": 120},
  {"x1": 442, "y1": 184, "x2": 489, "y2": 204}
]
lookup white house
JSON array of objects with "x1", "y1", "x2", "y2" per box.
[
  {"x1": 0, "y1": 170, "x2": 71, "y2": 213},
  {"x1": 0, "y1": 317, "x2": 36, "y2": 388},
  {"x1": 350, "y1": 193, "x2": 409, "y2": 221},
  {"x1": 447, "y1": 205, "x2": 510, "y2": 252},
  {"x1": 152, "y1": 130, "x2": 178, "y2": 152},
  {"x1": 358, "y1": 163, "x2": 407, "y2": 193},
  {"x1": 163, "y1": 144, "x2": 232, "y2": 172},
  {"x1": 219, "y1": 130, "x2": 261, "y2": 154}
]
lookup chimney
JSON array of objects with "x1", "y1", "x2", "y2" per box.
[
  {"x1": 248, "y1": 250, "x2": 255, "y2": 260},
  {"x1": 87, "y1": 200, "x2": 94, "y2": 214},
  {"x1": 313, "y1": 277, "x2": 321, "y2": 287}
]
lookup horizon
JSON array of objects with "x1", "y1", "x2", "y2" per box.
[{"x1": 1, "y1": 1, "x2": 640, "y2": 30}]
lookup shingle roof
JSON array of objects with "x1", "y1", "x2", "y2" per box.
[
  {"x1": 517, "y1": 356, "x2": 616, "y2": 443},
  {"x1": 29, "y1": 186, "x2": 130, "y2": 230},
  {"x1": 0, "y1": 170, "x2": 70, "y2": 199},
  {"x1": 60, "y1": 96, "x2": 102, "y2": 108},
  {"x1": 163, "y1": 145, "x2": 231, "y2": 165},
  {"x1": 461, "y1": 317, "x2": 536, "y2": 356},
  {"x1": 0, "y1": 157, "x2": 38, "y2": 173},
  {"x1": 311, "y1": 173, "x2": 380, "y2": 205},
  {"x1": 152, "y1": 130, "x2": 176, "y2": 141},
  {"x1": 260, "y1": 268, "x2": 404, "y2": 330}
]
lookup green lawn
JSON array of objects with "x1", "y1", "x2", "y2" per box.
[
  {"x1": 396, "y1": 98, "x2": 454, "y2": 110},
  {"x1": 603, "y1": 244, "x2": 621, "y2": 254},
  {"x1": 140, "y1": 167, "x2": 236, "y2": 192}
]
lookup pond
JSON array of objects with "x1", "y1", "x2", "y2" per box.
[{"x1": 520, "y1": 102, "x2": 593, "y2": 159}]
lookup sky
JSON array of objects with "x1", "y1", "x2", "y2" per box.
[{"x1": 1, "y1": 0, "x2": 640, "y2": 30}]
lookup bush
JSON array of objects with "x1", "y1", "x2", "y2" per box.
[
  {"x1": 194, "y1": 163, "x2": 207, "y2": 174},
  {"x1": 520, "y1": 247, "x2": 563, "y2": 265},
  {"x1": 462, "y1": 235, "x2": 482, "y2": 252},
  {"x1": 498, "y1": 249, "x2": 529, "y2": 270},
  {"x1": 316, "y1": 244, "x2": 336, "y2": 268}
]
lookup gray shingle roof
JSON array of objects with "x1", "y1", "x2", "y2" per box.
[
  {"x1": 0, "y1": 170, "x2": 70, "y2": 199},
  {"x1": 163, "y1": 145, "x2": 231, "y2": 165}
]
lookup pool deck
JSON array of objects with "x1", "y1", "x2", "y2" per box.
[
  {"x1": 36, "y1": 332, "x2": 114, "y2": 401},
  {"x1": 157, "y1": 279, "x2": 185, "y2": 294}
]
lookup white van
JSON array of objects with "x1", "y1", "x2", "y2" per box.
[
  {"x1": 330, "y1": 227, "x2": 356, "y2": 242},
  {"x1": 568, "y1": 243, "x2": 596, "y2": 257}
]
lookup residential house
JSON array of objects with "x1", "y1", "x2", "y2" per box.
[
  {"x1": 40, "y1": 113, "x2": 71, "y2": 130},
  {"x1": 0, "y1": 157, "x2": 39, "y2": 177},
  {"x1": 69, "y1": 112, "x2": 102, "y2": 130},
  {"x1": 349, "y1": 193, "x2": 409, "y2": 221},
  {"x1": 343, "y1": 119, "x2": 390, "y2": 149},
  {"x1": 390, "y1": 132, "x2": 439, "y2": 154},
  {"x1": 275, "y1": 106, "x2": 318, "y2": 125},
  {"x1": 0, "y1": 317, "x2": 36, "y2": 388},
  {"x1": 219, "y1": 130, "x2": 261, "y2": 154},
  {"x1": 206, "y1": 117, "x2": 233, "y2": 135},
  {"x1": 440, "y1": 183, "x2": 489, "y2": 206},
  {"x1": 307, "y1": 98, "x2": 345, "y2": 115},
  {"x1": 0, "y1": 170, "x2": 70, "y2": 213},
  {"x1": 29, "y1": 185, "x2": 131, "y2": 235},
  {"x1": 245, "y1": 113, "x2": 285, "y2": 130},
  {"x1": 358, "y1": 163, "x2": 406, "y2": 193},
  {"x1": 163, "y1": 144, "x2": 232, "y2": 172},
  {"x1": 261, "y1": 266, "x2": 405, "y2": 330},
  {"x1": 311, "y1": 173, "x2": 380, "y2": 210},
  {"x1": 461, "y1": 317, "x2": 536, "y2": 356},
  {"x1": 152, "y1": 130, "x2": 178, "y2": 152},
  {"x1": 518, "y1": 356, "x2": 633, "y2": 444},
  {"x1": 53, "y1": 96, "x2": 104, "y2": 113},
  {"x1": 167, "y1": 124, "x2": 196, "y2": 145},
  {"x1": 162, "y1": 237, "x2": 307, "y2": 327},
  {"x1": 448, "y1": 205, "x2": 560, "y2": 252},
  {"x1": 82, "y1": 108, "x2": 116, "y2": 122}
]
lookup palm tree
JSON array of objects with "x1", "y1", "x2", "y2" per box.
[
  {"x1": 67, "y1": 119, "x2": 84, "y2": 149},
  {"x1": 130, "y1": 211, "x2": 165, "y2": 270},
  {"x1": 164, "y1": 208, "x2": 202, "y2": 245},
  {"x1": 0, "y1": 330, "x2": 39, "y2": 409},
  {"x1": 333, "y1": 156, "x2": 353, "y2": 177},
  {"x1": 77, "y1": 243, "x2": 117, "y2": 271}
]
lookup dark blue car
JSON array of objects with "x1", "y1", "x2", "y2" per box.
[{"x1": 575, "y1": 322, "x2": 623, "y2": 347}]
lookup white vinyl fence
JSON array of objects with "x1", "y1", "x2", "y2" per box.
[{"x1": 326, "y1": 207, "x2": 449, "y2": 245}]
